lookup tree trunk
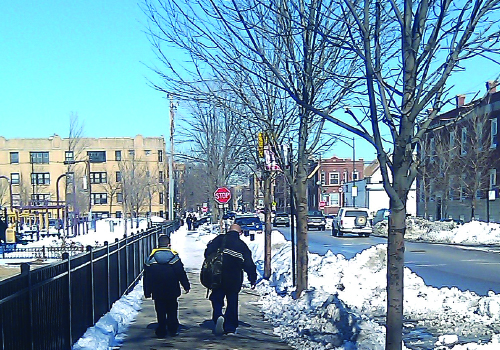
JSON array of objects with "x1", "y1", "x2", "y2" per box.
[
  {"x1": 294, "y1": 159, "x2": 309, "y2": 297},
  {"x1": 386, "y1": 205, "x2": 405, "y2": 349},
  {"x1": 263, "y1": 172, "x2": 272, "y2": 279}
]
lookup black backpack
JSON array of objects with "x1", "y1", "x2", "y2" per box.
[{"x1": 200, "y1": 236, "x2": 226, "y2": 289}]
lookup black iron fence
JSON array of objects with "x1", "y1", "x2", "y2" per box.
[{"x1": 0, "y1": 220, "x2": 179, "y2": 350}]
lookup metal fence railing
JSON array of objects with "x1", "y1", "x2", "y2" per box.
[{"x1": 0, "y1": 220, "x2": 180, "y2": 350}]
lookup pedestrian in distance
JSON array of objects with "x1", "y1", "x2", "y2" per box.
[
  {"x1": 203, "y1": 223, "x2": 257, "y2": 335},
  {"x1": 143, "y1": 234, "x2": 190, "y2": 338},
  {"x1": 186, "y1": 214, "x2": 193, "y2": 231}
]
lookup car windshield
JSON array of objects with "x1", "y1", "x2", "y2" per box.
[
  {"x1": 235, "y1": 217, "x2": 260, "y2": 225},
  {"x1": 308, "y1": 211, "x2": 323, "y2": 216},
  {"x1": 276, "y1": 213, "x2": 288, "y2": 217},
  {"x1": 344, "y1": 211, "x2": 367, "y2": 217}
]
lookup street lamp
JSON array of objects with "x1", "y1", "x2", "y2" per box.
[
  {"x1": 63, "y1": 158, "x2": 92, "y2": 217},
  {"x1": 0, "y1": 175, "x2": 13, "y2": 210},
  {"x1": 56, "y1": 173, "x2": 67, "y2": 235}
]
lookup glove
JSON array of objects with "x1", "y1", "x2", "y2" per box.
[{"x1": 251, "y1": 282, "x2": 256, "y2": 289}]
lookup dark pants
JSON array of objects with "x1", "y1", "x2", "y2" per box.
[
  {"x1": 154, "y1": 297, "x2": 179, "y2": 334},
  {"x1": 209, "y1": 288, "x2": 239, "y2": 333}
]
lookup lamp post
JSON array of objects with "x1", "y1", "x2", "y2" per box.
[
  {"x1": 64, "y1": 158, "x2": 92, "y2": 220},
  {"x1": 0, "y1": 175, "x2": 13, "y2": 210},
  {"x1": 56, "y1": 173, "x2": 67, "y2": 235}
]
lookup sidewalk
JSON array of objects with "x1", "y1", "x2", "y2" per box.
[{"x1": 118, "y1": 271, "x2": 293, "y2": 350}]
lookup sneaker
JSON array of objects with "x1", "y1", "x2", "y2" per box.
[
  {"x1": 155, "y1": 327, "x2": 167, "y2": 338},
  {"x1": 214, "y1": 316, "x2": 224, "y2": 335}
]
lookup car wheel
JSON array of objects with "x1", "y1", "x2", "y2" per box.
[
  {"x1": 286, "y1": 223, "x2": 290, "y2": 227},
  {"x1": 321, "y1": 226, "x2": 325, "y2": 231},
  {"x1": 364, "y1": 233, "x2": 370, "y2": 237},
  {"x1": 338, "y1": 231, "x2": 344, "y2": 237}
]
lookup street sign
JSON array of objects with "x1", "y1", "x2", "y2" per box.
[
  {"x1": 319, "y1": 201, "x2": 326, "y2": 209},
  {"x1": 214, "y1": 187, "x2": 232, "y2": 204}
]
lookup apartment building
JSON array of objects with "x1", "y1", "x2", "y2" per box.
[
  {"x1": 417, "y1": 81, "x2": 500, "y2": 222},
  {"x1": 317, "y1": 156, "x2": 365, "y2": 215},
  {"x1": 0, "y1": 134, "x2": 168, "y2": 219}
]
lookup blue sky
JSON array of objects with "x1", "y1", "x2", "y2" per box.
[
  {"x1": 0, "y1": 1, "x2": 170, "y2": 140},
  {"x1": 1, "y1": 1, "x2": 498, "y2": 162}
]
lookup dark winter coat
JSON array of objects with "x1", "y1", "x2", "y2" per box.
[
  {"x1": 204, "y1": 231, "x2": 257, "y2": 293},
  {"x1": 143, "y1": 247, "x2": 190, "y2": 300}
]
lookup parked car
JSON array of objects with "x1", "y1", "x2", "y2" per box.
[
  {"x1": 332, "y1": 207, "x2": 372, "y2": 237},
  {"x1": 234, "y1": 214, "x2": 263, "y2": 234},
  {"x1": 372, "y1": 208, "x2": 390, "y2": 226},
  {"x1": 325, "y1": 215, "x2": 336, "y2": 229},
  {"x1": 193, "y1": 216, "x2": 210, "y2": 229},
  {"x1": 273, "y1": 212, "x2": 290, "y2": 227},
  {"x1": 307, "y1": 210, "x2": 326, "y2": 231}
]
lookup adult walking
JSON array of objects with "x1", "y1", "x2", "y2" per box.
[
  {"x1": 203, "y1": 223, "x2": 257, "y2": 335},
  {"x1": 143, "y1": 234, "x2": 190, "y2": 338}
]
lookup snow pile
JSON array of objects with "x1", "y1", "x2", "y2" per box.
[
  {"x1": 72, "y1": 280, "x2": 144, "y2": 350},
  {"x1": 374, "y1": 218, "x2": 500, "y2": 246},
  {"x1": 248, "y1": 231, "x2": 500, "y2": 349}
]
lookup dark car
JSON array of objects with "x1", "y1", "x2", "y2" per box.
[
  {"x1": 273, "y1": 213, "x2": 290, "y2": 227},
  {"x1": 234, "y1": 215, "x2": 263, "y2": 234},
  {"x1": 193, "y1": 216, "x2": 210, "y2": 229},
  {"x1": 307, "y1": 210, "x2": 326, "y2": 231},
  {"x1": 222, "y1": 212, "x2": 236, "y2": 220},
  {"x1": 372, "y1": 209, "x2": 390, "y2": 226}
]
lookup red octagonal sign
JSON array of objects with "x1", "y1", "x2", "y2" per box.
[{"x1": 214, "y1": 187, "x2": 232, "y2": 204}]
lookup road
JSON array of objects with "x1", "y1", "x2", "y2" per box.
[{"x1": 277, "y1": 226, "x2": 500, "y2": 296}]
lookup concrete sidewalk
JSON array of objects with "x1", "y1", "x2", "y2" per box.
[{"x1": 118, "y1": 271, "x2": 293, "y2": 350}]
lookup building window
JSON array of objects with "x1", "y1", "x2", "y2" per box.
[
  {"x1": 65, "y1": 151, "x2": 74, "y2": 163},
  {"x1": 159, "y1": 192, "x2": 164, "y2": 205},
  {"x1": 31, "y1": 172, "x2": 50, "y2": 185},
  {"x1": 90, "y1": 172, "x2": 107, "y2": 184},
  {"x1": 491, "y1": 119, "x2": 498, "y2": 148},
  {"x1": 159, "y1": 171, "x2": 164, "y2": 183},
  {"x1": 115, "y1": 150, "x2": 122, "y2": 161},
  {"x1": 66, "y1": 172, "x2": 74, "y2": 184},
  {"x1": 343, "y1": 171, "x2": 348, "y2": 182},
  {"x1": 145, "y1": 150, "x2": 151, "y2": 156},
  {"x1": 117, "y1": 192, "x2": 123, "y2": 203},
  {"x1": 329, "y1": 193, "x2": 340, "y2": 206},
  {"x1": 10, "y1": 152, "x2": 19, "y2": 164},
  {"x1": 128, "y1": 150, "x2": 135, "y2": 158},
  {"x1": 12, "y1": 194, "x2": 21, "y2": 206},
  {"x1": 353, "y1": 170, "x2": 359, "y2": 181},
  {"x1": 31, "y1": 193, "x2": 50, "y2": 205},
  {"x1": 91, "y1": 193, "x2": 108, "y2": 205},
  {"x1": 88, "y1": 151, "x2": 106, "y2": 163},
  {"x1": 11, "y1": 173, "x2": 20, "y2": 185},
  {"x1": 320, "y1": 172, "x2": 325, "y2": 185},
  {"x1": 30, "y1": 152, "x2": 49, "y2": 164},
  {"x1": 460, "y1": 174, "x2": 467, "y2": 200},
  {"x1": 461, "y1": 128, "x2": 467, "y2": 155},
  {"x1": 158, "y1": 150, "x2": 164, "y2": 162},
  {"x1": 115, "y1": 211, "x2": 122, "y2": 218},
  {"x1": 490, "y1": 169, "x2": 497, "y2": 189},
  {"x1": 450, "y1": 131, "x2": 455, "y2": 151},
  {"x1": 430, "y1": 137, "x2": 435, "y2": 162},
  {"x1": 116, "y1": 171, "x2": 122, "y2": 182},
  {"x1": 477, "y1": 122, "x2": 484, "y2": 151},
  {"x1": 329, "y1": 172, "x2": 340, "y2": 185}
]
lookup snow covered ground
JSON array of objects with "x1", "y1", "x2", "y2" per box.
[{"x1": 3, "y1": 218, "x2": 500, "y2": 349}]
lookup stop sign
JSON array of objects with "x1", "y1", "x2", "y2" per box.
[{"x1": 214, "y1": 187, "x2": 232, "y2": 204}]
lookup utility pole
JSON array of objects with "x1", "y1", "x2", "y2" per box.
[{"x1": 168, "y1": 93, "x2": 176, "y2": 221}]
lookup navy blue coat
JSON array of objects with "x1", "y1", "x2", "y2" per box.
[
  {"x1": 204, "y1": 231, "x2": 257, "y2": 293},
  {"x1": 143, "y1": 247, "x2": 190, "y2": 300}
]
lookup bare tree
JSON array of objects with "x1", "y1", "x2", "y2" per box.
[
  {"x1": 119, "y1": 158, "x2": 151, "y2": 219},
  {"x1": 143, "y1": 0, "x2": 357, "y2": 296}
]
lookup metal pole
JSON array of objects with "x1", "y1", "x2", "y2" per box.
[
  {"x1": 56, "y1": 174, "x2": 67, "y2": 235},
  {"x1": 352, "y1": 137, "x2": 356, "y2": 207},
  {"x1": 289, "y1": 143, "x2": 296, "y2": 287},
  {"x1": 168, "y1": 93, "x2": 175, "y2": 221}
]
